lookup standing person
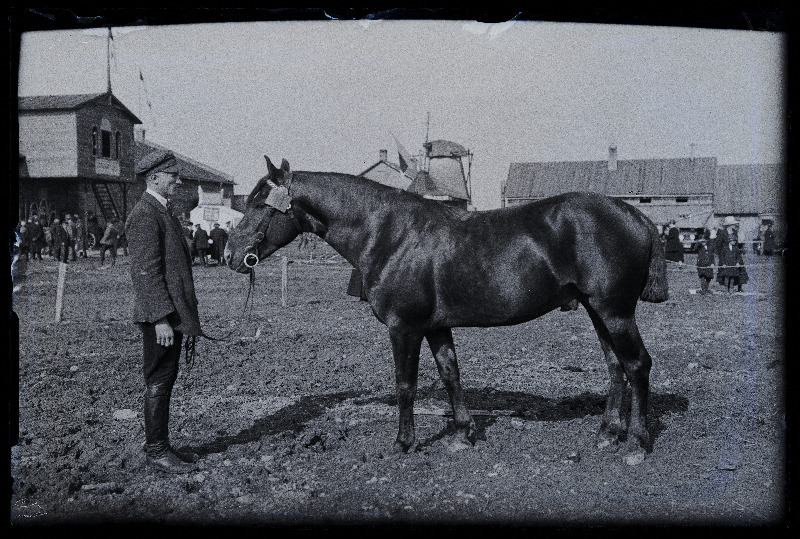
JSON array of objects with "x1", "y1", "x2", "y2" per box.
[
  {"x1": 763, "y1": 222, "x2": 776, "y2": 256},
  {"x1": 17, "y1": 221, "x2": 30, "y2": 261},
  {"x1": 209, "y1": 222, "x2": 228, "y2": 265},
  {"x1": 193, "y1": 224, "x2": 210, "y2": 266},
  {"x1": 48, "y1": 217, "x2": 60, "y2": 258},
  {"x1": 99, "y1": 218, "x2": 122, "y2": 267},
  {"x1": 717, "y1": 232, "x2": 748, "y2": 293},
  {"x1": 87, "y1": 211, "x2": 100, "y2": 250},
  {"x1": 181, "y1": 219, "x2": 195, "y2": 257},
  {"x1": 696, "y1": 230, "x2": 715, "y2": 295},
  {"x1": 72, "y1": 214, "x2": 85, "y2": 258},
  {"x1": 64, "y1": 215, "x2": 77, "y2": 261},
  {"x1": 58, "y1": 217, "x2": 74, "y2": 262},
  {"x1": 28, "y1": 216, "x2": 44, "y2": 260},
  {"x1": 126, "y1": 151, "x2": 202, "y2": 474},
  {"x1": 664, "y1": 221, "x2": 684, "y2": 267},
  {"x1": 52, "y1": 217, "x2": 71, "y2": 263}
]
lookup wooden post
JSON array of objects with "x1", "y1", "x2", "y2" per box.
[
  {"x1": 55, "y1": 261, "x2": 67, "y2": 322},
  {"x1": 281, "y1": 255, "x2": 288, "y2": 307}
]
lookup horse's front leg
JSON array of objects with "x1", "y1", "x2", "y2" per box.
[
  {"x1": 426, "y1": 328, "x2": 474, "y2": 451},
  {"x1": 389, "y1": 328, "x2": 423, "y2": 453}
]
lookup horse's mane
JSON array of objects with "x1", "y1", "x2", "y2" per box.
[
  {"x1": 247, "y1": 169, "x2": 471, "y2": 223},
  {"x1": 299, "y1": 171, "x2": 471, "y2": 221}
]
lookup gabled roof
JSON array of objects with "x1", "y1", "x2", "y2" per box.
[
  {"x1": 715, "y1": 163, "x2": 786, "y2": 215},
  {"x1": 135, "y1": 140, "x2": 235, "y2": 185},
  {"x1": 359, "y1": 159, "x2": 413, "y2": 191},
  {"x1": 359, "y1": 158, "x2": 404, "y2": 177},
  {"x1": 18, "y1": 92, "x2": 142, "y2": 124},
  {"x1": 505, "y1": 157, "x2": 717, "y2": 199}
]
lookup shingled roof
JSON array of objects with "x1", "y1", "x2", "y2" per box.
[
  {"x1": 505, "y1": 157, "x2": 717, "y2": 199},
  {"x1": 135, "y1": 140, "x2": 235, "y2": 185},
  {"x1": 715, "y1": 163, "x2": 786, "y2": 215},
  {"x1": 18, "y1": 92, "x2": 142, "y2": 123}
]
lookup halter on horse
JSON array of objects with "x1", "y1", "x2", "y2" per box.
[{"x1": 226, "y1": 156, "x2": 668, "y2": 465}]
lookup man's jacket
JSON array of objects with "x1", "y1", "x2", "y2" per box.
[{"x1": 126, "y1": 192, "x2": 202, "y2": 336}]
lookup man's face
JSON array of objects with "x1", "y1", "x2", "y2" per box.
[{"x1": 154, "y1": 172, "x2": 181, "y2": 197}]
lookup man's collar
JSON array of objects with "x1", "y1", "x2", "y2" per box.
[{"x1": 145, "y1": 188, "x2": 169, "y2": 209}]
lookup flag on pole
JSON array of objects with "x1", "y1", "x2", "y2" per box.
[{"x1": 392, "y1": 134, "x2": 417, "y2": 177}]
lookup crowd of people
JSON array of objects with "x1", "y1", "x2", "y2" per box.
[
  {"x1": 180, "y1": 220, "x2": 231, "y2": 266},
  {"x1": 14, "y1": 211, "x2": 232, "y2": 269},
  {"x1": 662, "y1": 215, "x2": 758, "y2": 294},
  {"x1": 14, "y1": 212, "x2": 98, "y2": 263}
]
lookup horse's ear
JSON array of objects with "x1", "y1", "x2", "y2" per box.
[
  {"x1": 280, "y1": 159, "x2": 291, "y2": 173},
  {"x1": 265, "y1": 156, "x2": 277, "y2": 177}
]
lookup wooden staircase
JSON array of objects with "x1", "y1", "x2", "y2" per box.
[{"x1": 91, "y1": 181, "x2": 120, "y2": 221}]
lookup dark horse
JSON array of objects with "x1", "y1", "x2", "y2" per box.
[{"x1": 225, "y1": 157, "x2": 668, "y2": 465}]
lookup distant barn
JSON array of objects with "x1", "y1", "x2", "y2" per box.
[
  {"x1": 504, "y1": 147, "x2": 716, "y2": 235},
  {"x1": 715, "y1": 163, "x2": 787, "y2": 247},
  {"x1": 504, "y1": 146, "x2": 786, "y2": 251}
]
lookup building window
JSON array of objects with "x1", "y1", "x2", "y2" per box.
[
  {"x1": 115, "y1": 131, "x2": 121, "y2": 159},
  {"x1": 92, "y1": 127, "x2": 98, "y2": 156},
  {"x1": 676, "y1": 196, "x2": 689, "y2": 203},
  {"x1": 639, "y1": 197, "x2": 652, "y2": 204},
  {"x1": 101, "y1": 130, "x2": 112, "y2": 158}
]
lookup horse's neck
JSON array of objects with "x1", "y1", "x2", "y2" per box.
[{"x1": 292, "y1": 173, "x2": 385, "y2": 267}]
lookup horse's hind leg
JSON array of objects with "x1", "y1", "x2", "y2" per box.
[
  {"x1": 585, "y1": 304, "x2": 652, "y2": 465},
  {"x1": 389, "y1": 329, "x2": 423, "y2": 453},
  {"x1": 426, "y1": 328, "x2": 474, "y2": 451},
  {"x1": 592, "y1": 330, "x2": 628, "y2": 449}
]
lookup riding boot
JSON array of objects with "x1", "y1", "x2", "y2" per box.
[
  {"x1": 144, "y1": 387, "x2": 198, "y2": 473},
  {"x1": 161, "y1": 389, "x2": 200, "y2": 464}
]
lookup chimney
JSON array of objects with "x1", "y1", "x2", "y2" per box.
[
  {"x1": 608, "y1": 144, "x2": 618, "y2": 172},
  {"x1": 379, "y1": 149, "x2": 388, "y2": 162}
]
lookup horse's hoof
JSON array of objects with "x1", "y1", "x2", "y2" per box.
[
  {"x1": 622, "y1": 448, "x2": 646, "y2": 466},
  {"x1": 595, "y1": 431, "x2": 619, "y2": 450},
  {"x1": 445, "y1": 433, "x2": 472, "y2": 453},
  {"x1": 392, "y1": 441, "x2": 412, "y2": 454}
]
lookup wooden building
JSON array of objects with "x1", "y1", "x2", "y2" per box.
[
  {"x1": 714, "y1": 163, "x2": 787, "y2": 248},
  {"x1": 18, "y1": 91, "x2": 142, "y2": 229},
  {"x1": 504, "y1": 147, "x2": 718, "y2": 249}
]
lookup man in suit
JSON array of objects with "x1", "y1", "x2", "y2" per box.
[
  {"x1": 193, "y1": 223, "x2": 210, "y2": 266},
  {"x1": 209, "y1": 222, "x2": 228, "y2": 266},
  {"x1": 126, "y1": 151, "x2": 203, "y2": 474}
]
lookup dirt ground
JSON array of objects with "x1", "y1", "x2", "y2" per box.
[{"x1": 9, "y1": 239, "x2": 787, "y2": 527}]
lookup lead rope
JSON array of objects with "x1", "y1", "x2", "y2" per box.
[{"x1": 184, "y1": 269, "x2": 257, "y2": 371}]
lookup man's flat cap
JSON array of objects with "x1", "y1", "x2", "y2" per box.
[{"x1": 136, "y1": 150, "x2": 180, "y2": 176}]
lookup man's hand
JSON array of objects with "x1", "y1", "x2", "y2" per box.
[{"x1": 155, "y1": 317, "x2": 175, "y2": 347}]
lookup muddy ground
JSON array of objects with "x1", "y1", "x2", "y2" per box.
[{"x1": 9, "y1": 239, "x2": 787, "y2": 527}]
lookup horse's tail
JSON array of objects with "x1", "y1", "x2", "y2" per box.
[{"x1": 640, "y1": 220, "x2": 669, "y2": 303}]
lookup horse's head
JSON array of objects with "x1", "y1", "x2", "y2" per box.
[{"x1": 225, "y1": 156, "x2": 302, "y2": 273}]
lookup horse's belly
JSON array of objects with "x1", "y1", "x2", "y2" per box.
[{"x1": 437, "y1": 272, "x2": 564, "y2": 327}]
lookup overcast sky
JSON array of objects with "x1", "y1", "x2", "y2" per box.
[{"x1": 16, "y1": 20, "x2": 786, "y2": 209}]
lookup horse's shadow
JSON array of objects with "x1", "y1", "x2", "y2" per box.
[
  {"x1": 413, "y1": 386, "x2": 689, "y2": 452},
  {"x1": 185, "y1": 386, "x2": 688, "y2": 457}
]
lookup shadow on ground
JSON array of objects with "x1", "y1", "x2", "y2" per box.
[{"x1": 189, "y1": 386, "x2": 688, "y2": 456}]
